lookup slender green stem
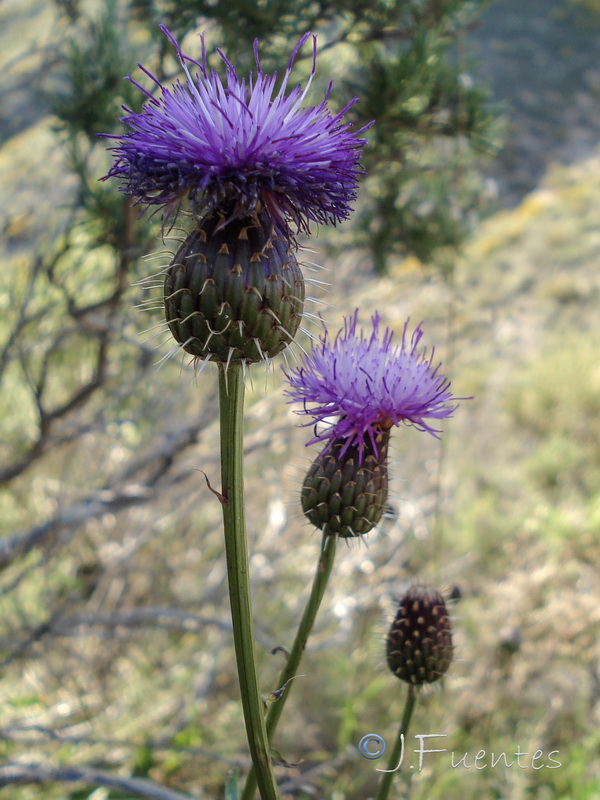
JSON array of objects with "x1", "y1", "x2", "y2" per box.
[
  {"x1": 218, "y1": 363, "x2": 280, "y2": 800},
  {"x1": 241, "y1": 533, "x2": 337, "y2": 800},
  {"x1": 376, "y1": 685, "x2": 418, "y2": 800}
]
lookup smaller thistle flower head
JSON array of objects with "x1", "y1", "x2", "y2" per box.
[
  {"x1": 386, "y1": 585, "x2": 453, "y2": 685},
  {"x1": 285, "y1": 310, "x2": 462, "y2": 460},
  {"x1": 102, "y1": 27, "x2": 371, "y2": 240}
]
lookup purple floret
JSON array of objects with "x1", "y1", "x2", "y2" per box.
[
  {"x1": 285, "y1": 310, "x2": 462, "y2": 457},
  {"x1": 102, "y1": 27, "x2": 371, "y2": 239}
]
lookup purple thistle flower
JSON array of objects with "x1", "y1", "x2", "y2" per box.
[
  {"x1": 285, "y1": 310, "x2": 462, "y2": 458},
  {"x1": 102, "y1": 27, "x2": 371, "y2": 239}
]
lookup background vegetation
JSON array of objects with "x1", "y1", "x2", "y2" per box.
[{"x1": 2, "y1": 0, "x2": 600, "y2": 798}]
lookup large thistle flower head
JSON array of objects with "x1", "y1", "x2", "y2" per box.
[
  {"x1": 285, "y1": 310, "x2": 461, "y2": 459},
  {"x1": 102, "y1": 26, "x2": 371, "y2": 240}
]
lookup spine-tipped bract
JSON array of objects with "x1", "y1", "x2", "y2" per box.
[
  {"x1": 165, "y1": 212, "x2": 305, "y2": 364},
  {"x1": 301, "y1": 428, "x2": 390, "y2": 537}
]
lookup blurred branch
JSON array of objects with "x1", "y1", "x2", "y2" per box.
[
  {"x1": 0, "y1": 597, "x2": 72, "y2": 667},
  {"x1": 0, "y1": 395, "x2": 290, "y2": 575},
  {"x1": 0, "y1": 334, "x2": 111, "y2": 485},
  {"x1": 0, "y1": 201, "x2": 137, "y2": 486},
  {"x1": 52, "y1": 606, "x2": 276, "y2": 650},
  {"x1": 0, "y1": 724, "x2": 244, "y2": 766},
  {"x1": 278, "y1": 753, "x2": 349, "y2": 795},
  {"x1": 0, "y1": 602, "x2": 275, "y2": 667},
  {"x1": 0, "y1": 409, "x2": 215, "y2": 571},
  {"x1": 0, "y1": 257, "x2": 46, "y2": 384},
  {"x1": 0, "y1": 762, "x2": 200, "y2": 800},
  {"x1": 0, "y1": 484, "x2": 152, "y2": 573}
]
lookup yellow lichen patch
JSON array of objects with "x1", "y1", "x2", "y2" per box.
[{"x1": 471, "y1": 188, "x2": 557, "y2": 257}]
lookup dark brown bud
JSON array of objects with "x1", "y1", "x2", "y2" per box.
[{"x1": 386, "y1": 585, "x2": 453, "y2": 685}]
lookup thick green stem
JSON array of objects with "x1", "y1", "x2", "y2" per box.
[
  {"x1": 218, "y1": 363, "x2": 280, "y2": 800},
  {"x1": 376, "y1": 685, "x2": 418, "y2": 800},
  {"x1": 241, "y1": 533, "x2": 337, "y2": 800}
]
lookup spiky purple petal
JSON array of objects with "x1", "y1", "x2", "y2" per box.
[
  {"x1": 102, "y1": 27, "x2": 371, "y2": 239},
  {"x1": 285, "y1": 310, "x2": 462, "y2": 457}
]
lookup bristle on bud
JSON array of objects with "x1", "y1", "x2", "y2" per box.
[{"x1": 164, "y1": 211, "x2": 305, "y2": 364}]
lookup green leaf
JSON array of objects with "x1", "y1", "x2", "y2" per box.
[{"x1": 269, "y1": 746, "x2": 301, "y2": 769}]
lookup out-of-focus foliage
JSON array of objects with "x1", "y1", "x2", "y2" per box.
[
  {"x1": 353, "y1": 22, "x2": 502, "y2": 268},
  {"x1": 52, "y1": 0, "x2": 143, "y2": 138}
]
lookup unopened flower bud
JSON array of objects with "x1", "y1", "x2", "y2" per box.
[
  {"x1": 386, "y1": 586, "x2": 453, "y2": 685},
  {"x1": 301, "y1": 427, "x2": 390, "y2": 538},
  {"x1": 164, "y1": 211, "x2": 305, "y2": 363}
]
